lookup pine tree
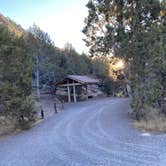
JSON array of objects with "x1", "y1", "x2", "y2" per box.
[
  {"x1": 83, "y1": 0, "x2": 166, "y2": 118},
  {"x1": 29, "y1": 24, "x2": 55, "y2": 98},
  {"x1": 0, "y1": 25, "x2": 35, "y2": 127}
]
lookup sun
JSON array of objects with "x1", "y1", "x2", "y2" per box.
[{"x1": 114, "y1": 60, "x2": 125, "y2": 70}]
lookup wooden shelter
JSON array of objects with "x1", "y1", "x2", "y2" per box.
[{"x1": 55, "y1": 75, "x2": 100, "y2": 103}]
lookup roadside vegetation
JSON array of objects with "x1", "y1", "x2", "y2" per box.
[
  {"x1": 83, "y1": 0, "x2": 166, "y2": 131},
  {"x1": 0, "y1": 25, "x2": 35, "y2": 131}
]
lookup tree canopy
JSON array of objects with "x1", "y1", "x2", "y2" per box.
[
  {"x1": 83, "y1": 0, "x2": 166, "y2": 118},
  {"x1": 0, "y1": 25, "x2": 35, "y2": 127}
]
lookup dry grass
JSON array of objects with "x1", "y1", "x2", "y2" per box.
[
  {"x1": 134, "y1": 107, "x2": 166, "y2": 132},
  {"x1": 0, "y1": 116, "x2": 18, "y2": 137}
]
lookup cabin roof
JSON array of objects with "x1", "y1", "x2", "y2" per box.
[
  {"x1": 67, "y1": 75, "x2": 99, "y2": 84},
  {"x1": 55, "y1": 75, "x2": 99, "y2": 86}
]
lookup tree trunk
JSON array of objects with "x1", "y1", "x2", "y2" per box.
[{"x1": 36, "y1": 55, "x2": 40, "y2": 99}]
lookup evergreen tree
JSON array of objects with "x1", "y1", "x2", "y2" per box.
[
  {"x1": 29, "y1": 24, "x2": 55, "y2": 97},
  {"x1": 83, "y1": 0, "x2": 166, "y2": 118},
  {"x1": 0, "y1": 25, "x2": 34, "y2": 127}
]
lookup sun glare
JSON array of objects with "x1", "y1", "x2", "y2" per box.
[{"x1": 114, "y1": 60, "x2": 125, "y2": 70}]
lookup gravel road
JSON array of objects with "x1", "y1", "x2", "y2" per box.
[{"x1": 0, "y1": 98, "x2": 166, "y2": 166}]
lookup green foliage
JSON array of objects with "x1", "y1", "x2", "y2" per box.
[
  {"x1": 83, "y1": 0, "x2": 166, "y2": 117},
  {"x1": 128, "y1": 25, "x2": 165, "y2": 110},
  {"x1": 101, "y1": 77, "x2": 116, "y2": 96},
  {"x1": 92, "y1": 57, "x2": 109, "y2": 78},
  {"x1": 0, "y1": 25, "x2": 35, "y2": 126}
]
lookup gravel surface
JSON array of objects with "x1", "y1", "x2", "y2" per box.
[{"x1": 0, "y1": 98, "x2": 166, "y2": 166}]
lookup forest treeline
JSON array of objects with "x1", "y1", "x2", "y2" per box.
[{"x1": 0, "y1": 15, "x2": 124, "y2": 128}]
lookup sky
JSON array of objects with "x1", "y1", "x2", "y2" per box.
[{"x1": 0, "y1": 0, "x2": 88, "y2": 53}]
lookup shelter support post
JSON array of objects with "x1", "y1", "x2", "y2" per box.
[
  {"x1": 86, "y1": 84, "x2": 88, "y2": 100},
  {"x1": 73, "y1": 81, "x2": 77, "y2": 103},
  {"x1": 67, "y1": 80, "x2": 71, "y2": 103}
]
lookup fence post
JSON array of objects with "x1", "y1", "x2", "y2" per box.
[
  {"x1": 54, "y1": 103, "x2": 57, "y2": 113},
  {"x1": 40, "y1": 106, "x2": 44, "y2": 119}
]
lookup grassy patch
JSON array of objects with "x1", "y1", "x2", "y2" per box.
[
  {"x1": 134, "y1": 107, "x2": 166, "y2": 132},
  {"x1": 0, "y1": 116, "x2": 18, "y2": 137},
  {"x1": 0, "y1": 115, "x2": 37, "y2": 139}
]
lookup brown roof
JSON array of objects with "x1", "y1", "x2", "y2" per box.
[
  {"x1": 55, "y1": 75, "x2": 99, "y2": 86},
  {"x1": 67, "y1": 75, "x2": 99, "y2": 84}
]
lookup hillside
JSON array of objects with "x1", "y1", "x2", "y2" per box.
[{"x1": 0, "y1": 13, "x2": 25, "y2": 37}]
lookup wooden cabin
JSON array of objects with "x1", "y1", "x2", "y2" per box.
[{"x1": 55, "y1": 75, "x2": 100, "y2": 103}]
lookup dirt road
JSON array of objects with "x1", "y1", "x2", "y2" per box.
[{"x1": 0, "y1": 98, "x2": 166, "y2": 166}]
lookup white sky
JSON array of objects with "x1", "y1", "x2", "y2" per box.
[
  {"x1": 35, "y1": 2, "x2": 88, "y2": 53},
  {"x1": 1, "y1": 0, "x2": 89, "y2": 54}
]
